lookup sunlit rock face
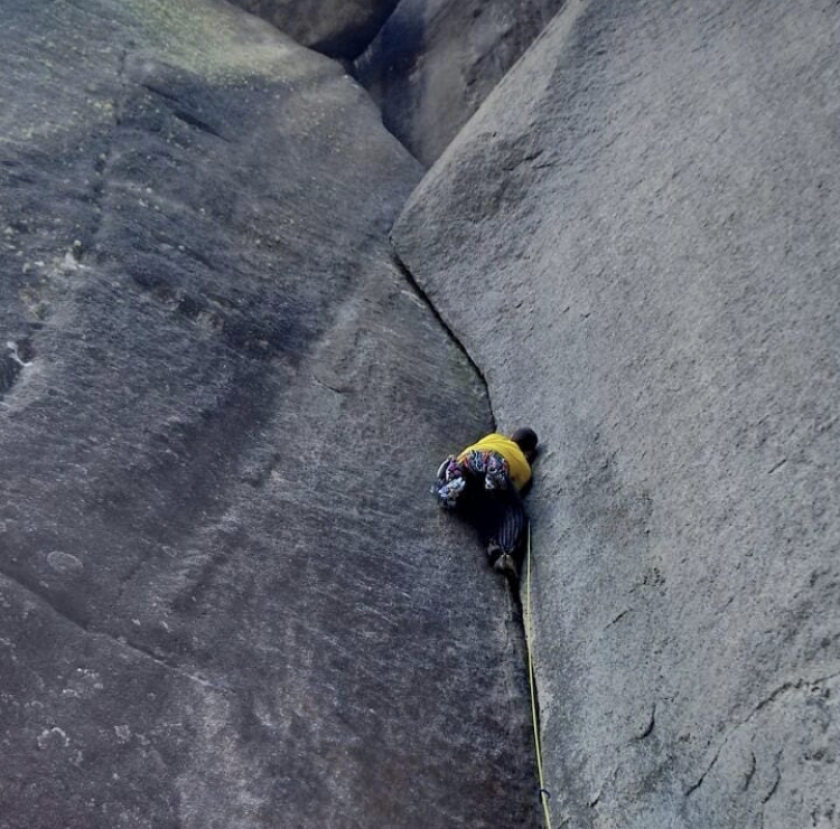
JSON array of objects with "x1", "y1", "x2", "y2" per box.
[
  {"x1": 228, "y1": 0, "x2": 400, "y2": 59},
  {"x1": 394, "y1": 1, "x2": 840, "y2": 826},
  {"x1": 355, "y1": 0, "x2": 565, "y2": 165},
  {"x1": 0, "y1": 1, "x2": 536, "y2": 827}
]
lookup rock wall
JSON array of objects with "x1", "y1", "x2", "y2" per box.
[
  {"x1": 228, "y1": 0, "x2": 400, "y2": 60},
  {"x1": 0, "y1": 1, "x2": 536, "y2": 827},
  {"x1": 355, "y1": 0, "x2": 565, "y2": 165},
  {"x1": 394, "y1": 1, "x2": 840, "y2": 826}
]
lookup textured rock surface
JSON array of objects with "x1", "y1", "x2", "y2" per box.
[
  {"x1": 395, "y1": 1, "x2": 840, "y2": 826},
  {"x1": 355, "y1": 0, "x2": 565, "y2": 165},
  {"x1": 0, "y1": 1, "x2": 536, "y2": 827},
  {"x1": 228, "y1": 0, "x2": 400, "y2": 60}
]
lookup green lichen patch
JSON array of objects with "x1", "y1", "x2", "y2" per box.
[{"x1": 121, "y1": 0, "x2": 314, "y2": 83}]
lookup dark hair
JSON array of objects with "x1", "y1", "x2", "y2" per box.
[{"x1": 511, "y1": 427, "x2": 538, "y2": 454}]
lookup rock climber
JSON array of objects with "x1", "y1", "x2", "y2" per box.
[{"x1": 433, "y1": 427, "x2": 538, "y2": 577}]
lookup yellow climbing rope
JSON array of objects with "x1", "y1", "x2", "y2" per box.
[{"x1": 524, "y1": 523, "x2": 553, "y2": 829}]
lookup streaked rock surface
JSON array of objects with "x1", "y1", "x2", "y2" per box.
[
  {"x1": 0, "y1": 1, "x2": 536, "y2": 826},
  {"x1": 394, "y1": 1, "x2": 840, "y2": 826},
  {"x1": 356, "y1": 0, "x2": 565, "y2": 165}
]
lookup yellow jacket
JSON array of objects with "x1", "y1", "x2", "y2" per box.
[{"x1": 458, "y1": 433, "x2": 532, "y2": 490}]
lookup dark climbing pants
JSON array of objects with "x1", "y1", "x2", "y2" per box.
[{"x1": 463, "y1": 483, "x2": 526, "y2": 559}]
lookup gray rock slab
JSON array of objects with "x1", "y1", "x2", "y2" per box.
[
  {"x1": 355, "y1": 0, "x2": 565, "y2": 165},
  {"x1": 0, "y1": 1, "x2": 536, "y2": 826},
  {"x1": 394, "y1": 1, "x2": 840, "y2": 826},
  {"x1": 228, "y1": 0, "x2": 400, "y2": 60}
]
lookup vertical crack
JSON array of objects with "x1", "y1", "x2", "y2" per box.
[
  {"x1": 391, "y1": 248, "x2": 496, "y2": 431},
  {"x1": 83, "y1": 46, "x2": 129, "y2": 264},
  {"x1": 393, "y1": 246, "x2": 548, "y2": 825}
]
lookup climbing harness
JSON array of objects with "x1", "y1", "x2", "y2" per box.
[{"x1": 524, "y1": 523, "x2": 553, "y2": 829}]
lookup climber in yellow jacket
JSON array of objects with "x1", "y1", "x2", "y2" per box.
[{"x1": 434, "y1": 427, "x2": 538, "y2": 577}]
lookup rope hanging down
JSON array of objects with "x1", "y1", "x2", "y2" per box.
[{"x1": 524, "y1": 523, "x2": 553, "y2": 829}]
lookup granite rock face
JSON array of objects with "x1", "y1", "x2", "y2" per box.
[
  {"x1": 228, "y1": 0, "x2": 400, "y2": 60},
  {"x1": 0, "y1": 1, "x2": 536, "y2": 827},
  {"x1": 355, "y1": 0, "x2": 566, "y2": 165},
  {"x1": 394, "y1": 1, "x2": 840, "y2": 826}
]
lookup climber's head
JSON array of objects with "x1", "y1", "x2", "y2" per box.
[{"x1": 511, "y1": 427, "x2": 538, "y2": 460}]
